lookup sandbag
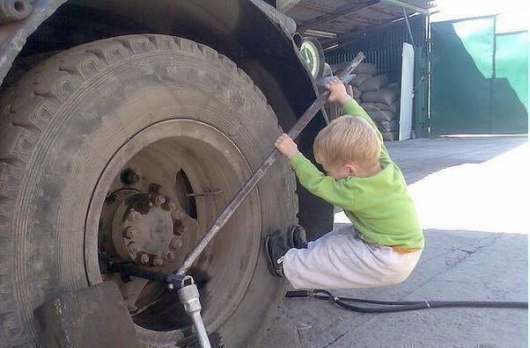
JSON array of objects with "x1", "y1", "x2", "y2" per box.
[
  {"x1": 362, "y1": 87, "x2": 400, "y2": 105},
  {"x1": 358, "y1": 75, "x2": 389, "y2": 92},
  {"x1": 381, "y1": 131, "x2": 399, "y2": 141},
  {"x1": 360, "y1": 102, "x2": 381, "y2": 111},
  {"x1": 377, "y1": 119, "x2": 400, "y2": 132},
  {"x1": 375, "y1": 100, "x2": 400, "y2": 113},
  {"x1": 353, "y1": 62, "x2": 377, "y2": 75},
  {"x1": 350, "y1": 73, "x2": 372, "y2": 87},
  {"x1": 387, "y1": 83, "x2": 401, "y2": 95},
  {"x1": 367, "y1": 110, "x2": 396, "y2": 122}
]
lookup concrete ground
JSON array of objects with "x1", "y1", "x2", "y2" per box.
[{"x1": 266, "y1": 136, "x2": 528, "y2": 348}]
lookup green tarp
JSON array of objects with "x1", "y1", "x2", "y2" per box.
[{"x1": 431, "y1": 17, "x2": 528, "y2": 135}]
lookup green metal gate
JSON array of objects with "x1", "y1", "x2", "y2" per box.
[{"x1": 430, "y1": 16, "x2": 528, "y2": 135}]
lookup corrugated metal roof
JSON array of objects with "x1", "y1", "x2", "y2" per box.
[{"x1": 286, "y1": 0, "x2": 436, "y2": 48}]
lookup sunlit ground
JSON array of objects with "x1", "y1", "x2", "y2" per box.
[{"x1": 334, "y1": 142, "x2": 529, "y2": 234}]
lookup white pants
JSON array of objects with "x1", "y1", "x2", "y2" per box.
[{"x1": 283, "y1": 224, "x2": 422, "y2": 290}]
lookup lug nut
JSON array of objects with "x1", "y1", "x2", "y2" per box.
[
  {"x1": 140, "y1": 253, "x2": 150, "y2": 265},
  {"x1": 123, "y1": 227, "x2": 136, "y2": 239},
  {"x1": 166, "y1": 252, "x2": 175, "y2": 260},
  {"x1": 173, "y1": 220, "x2": 184, "y2": 235},
  {"x1": 129, "y1": 210, "x2": 141, "y2": 221},
  {"x1": 129, "y1": 243, "x2": 139, "y2": 254},
  {"x1": 155, "y1": 195, "x2": 166, "y2": 206},
  {"x1": 153, "y1": 257, "x2": 164, "y2": 266},
  {"x1": 170, "y1": 237, "x2": 182, "y2": 249}
]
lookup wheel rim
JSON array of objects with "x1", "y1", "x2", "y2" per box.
[{"x1": 85, "y1": 119, "x2": 262, "y2": 339}]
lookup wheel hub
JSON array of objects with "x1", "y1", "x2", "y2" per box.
[{"x1": 111, "y1": 193, "x2": 198, "y2": 269}]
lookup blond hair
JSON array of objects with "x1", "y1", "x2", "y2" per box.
[{"x1": 314, "y1": 115, "x2": 381, "y2": 170}]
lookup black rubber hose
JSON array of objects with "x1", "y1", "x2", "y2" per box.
[{"x1": 286, "y1": 289, "x2": 528, "y2": 313}]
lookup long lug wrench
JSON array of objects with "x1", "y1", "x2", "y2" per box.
[{"x1": 177, "y1": 51, "x2": 365, "y2": 277}]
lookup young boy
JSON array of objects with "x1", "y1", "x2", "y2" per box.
[{"x1": 266, "y1": 77, "x2": 424, "y2": 289}]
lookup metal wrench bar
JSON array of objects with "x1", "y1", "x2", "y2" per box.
[{"x1": 177, "y1": 52, "x2": 366, "y2": 276}]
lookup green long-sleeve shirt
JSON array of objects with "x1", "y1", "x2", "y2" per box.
[{"x1": 290, "y1": 99, "x2": 424, "y2": 249}]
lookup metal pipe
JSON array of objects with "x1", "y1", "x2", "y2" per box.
[
  {"x1": 176, "y1": 52, "x2": 366, "y2": 276},
  {"x1": 177, "y1": 279, "x2": 211, "y2": 348},
  {"x1": 402, "y1": 7, "x2": 415, "y2": 45}
]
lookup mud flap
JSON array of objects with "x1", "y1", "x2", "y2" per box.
[{"x1": 35, "y1": 282, "x2": 139, "y2": 347}]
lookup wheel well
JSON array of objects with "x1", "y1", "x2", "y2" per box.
[{"x1": 4, "y1": 0, "x2": 320, "y2": 127}]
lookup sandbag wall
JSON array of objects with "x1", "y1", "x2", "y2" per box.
[{"x1": 334, "y1": 62, "x2": 401, "y2": 141}]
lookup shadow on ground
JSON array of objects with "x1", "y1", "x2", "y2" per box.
[{"x1": 266, "y1": 228, "x2": 527, "y2": 348}]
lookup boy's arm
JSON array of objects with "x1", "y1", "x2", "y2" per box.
[
  {"x1": 325, "y1": 77, "x2": 389, "y2": 159},
  {"x1": 275, "y1": 134, "x2": 353, "y2": 207},
  {"x1": 289, "y1": 153, "x2": 354, "y2": 208}
]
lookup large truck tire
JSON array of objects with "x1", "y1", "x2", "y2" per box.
[{"x1": 0, "y1": 34, "x2": 297, "y2": 347}]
